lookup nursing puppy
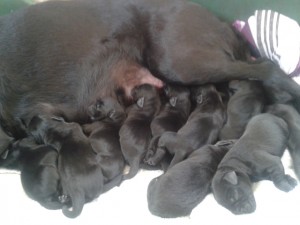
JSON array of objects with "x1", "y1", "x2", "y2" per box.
[
  {"x1": 145, "y1": 84, "x2": 226, "y2": 168},
  {"x1": 83, "y1": 97, "x2": 126, "y2": 183},
  {"x1": 212, "y1": 113, "x2": 297, "y2": 215},
  {"x1": 119, "y1": 84, "x2": 161, "y2": 180},
  {"x1": 144, "y1": 84, "x2": 191, "y2": 169},
  {"x1": 1, "y1": 137, "x2": 63, "y2": 210},
  {"x1": 220, "y1": 80, "x2": 266, "y2": 139},
  {"x1": 147, "y1": 140, "x2": 236, "y2": 218},
  {"x1": 266, "y1": 103, "x2": 300, "y2": 180}
]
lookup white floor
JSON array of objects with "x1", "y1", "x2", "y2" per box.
[{"x1": 1, "y1": 150, "x2": 300, "y2": 225}]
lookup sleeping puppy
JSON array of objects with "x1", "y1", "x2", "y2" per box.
[
  {"x1": 1, "y1": 137, "x2": 63, "y2": 210},
  {"x1": 144, "y1": 84, "x2": 191, "y2": 169},
  {"x1": 27, "y1": 115, "x2": 116, "y2": 218},
  {"x1": 83, "y1": 97, "x2": 126, "y2": 184},
  {"x1": 220, "y1": 80, "x2": 266, "y2": 139},
  {"x1": 266, "y1": 103, "x2": 300, "y2": 181},
  {"x1": 147, "y1": 140, "x2": 236, "y2": 218},
  {"x1": 212, "y1": 113, "x2": 298, "y2": 215},
  {"x1": 119, "y1": 84, "x2": 161, "y2": 180},
  {"x1": 145, "y1": 84, "x2": 226, "y2": 168}
]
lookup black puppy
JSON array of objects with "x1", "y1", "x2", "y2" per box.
[
  {"x1": 1, "y1": 137, "x2": 63, "y2": 210},
  {"x1": 83, "y1": 97, "x2": 126, "y2": 183},
  {"x1": 119, "y1": 84, "x2": 161, "y2": 180},
  {"x1": 144, "y1": 84, "x2": 191, "y2": 169},
  {"x1": 220, "y1": 80, "x2": 266, "y2": 139},
  {"x1": 266, "y1": 103, "x2": 300, "y2": 180},
  {"x1": 212, "y1": 113, "x2": 297, "y2": 215},
  {"x1": 28, "y1": 115, "x2": 120, "y2": 218},
  {"x1": 145, "y1": 84, "x2": 226, "y2": 168},
  {"x1": 147, "y1": 140, "x2": 236, "y2": 218}
]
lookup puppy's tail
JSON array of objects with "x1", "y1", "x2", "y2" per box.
[{"x1": 62, "y1": 190, "x2": 85, "y2": 219}]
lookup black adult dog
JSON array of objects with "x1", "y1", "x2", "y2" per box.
[
  {"x1": 119, "y1": 84, "x2": 161, "y2": 180},
  {"x1": 0, "y1": 137, "x2": 63, "y2": 210},
  {"x1": 147, "y1": 140, "x2": 236, "y2": 218},
  {"x1": 144, "y1": 84, "x2": 225, "y2": 168},
  {"x1": 212, "y1": 113, "x2": 298, "y2": 215},
  {"x1": 220, "y1": 80, "x2": 266, "y2": 139},
  {"x1": 0, "y1": 0, "x2": 300, "y2": 161},
  {"x1": 266, "y1": 104, "x2": 300, "y2": 181},
  {"x1": 145, "y1": 84, "x2": 191, "y2": 169}
]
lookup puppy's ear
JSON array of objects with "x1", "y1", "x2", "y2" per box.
[
  {"x1": 196, "y1": 94, "x2": 203, "y2": 104},
  {"x1": 169, "y1": 97, "x2": 177, "y2": 107},
  {"x1": 223, "y1": 171, "x2": 238, "y2": 185},
  {"x1": 137, "y1": 97, "x2": 145, "y2": 108}
]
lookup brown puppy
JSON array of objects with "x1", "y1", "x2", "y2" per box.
[
  {"x1": 220, "y1": 80, "x2": 266, "y2": 139},
  {"x1": 145, "y1": 84, "x2": 226, "y2": 168},
  {"x1": 144, "y1": 84, "x2": 191, "y2": 169},
  {"x1": 212, "y1": 113, "x2": 297, "y2": 215},
  {"x1": 119, "y1": 84, "x2": 161, "y2": 180}
]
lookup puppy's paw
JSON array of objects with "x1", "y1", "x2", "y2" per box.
[
  {"x1": 58, "y1": 195, "x2": 70, "y2": 204},
  {"x1": 144, "y1": 150, "x2": 156, "y2": 165},
  {"x1": 274, "y1": 174, "x2": 298, "y2": 192}
]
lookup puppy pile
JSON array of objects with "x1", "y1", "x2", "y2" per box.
[
  {"x1": 1, "y1": 80, "x2": 299, "y2": 218},
  {"x1": 1, "y1": 0, "x2": 300, "y2": 220}
]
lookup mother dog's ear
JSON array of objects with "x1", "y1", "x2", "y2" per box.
[{"x1": 223, "y1": 171, "x2": 238, "y2": 185}]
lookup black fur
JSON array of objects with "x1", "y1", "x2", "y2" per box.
[
  {"x1": 0, "y1": 0, "x2": 300, "y2": 217},
  {"x1": 0, "y1": 126, "x2": 14, "y2": 157},
  {"x1": 119, "y1": 84, "x2": 161, "y2": 180},
  {"x1": 0, "y1": 0, "x2": 300, "y2": 156},
  {"x1": 266, "y1": 103, "x2": 300, "y2": 181},
  {"x1": 144, "y1": 84, "x2": 191, "y2": 169},
  {"x1": 145, "y1": 84, "x2": 225, "y2": 168},
  {"x1": 1, "y1": 138, "x2": 63, "y2": 210},
  {"x1": 212, "y1": 113, "x2": 297, "y2": 215},
  {"x1": 27, "y1": 115, "x2": 112, "y2": 218},
  {"x1": 147, "y1": 140, "x2": 235, "y2": 218},
  {"x1": 83, "y1": 97, "x2": 126, "y2": 183},
  {"x1": 220, "y1": 80, "x2": 266, "y2": 139}
]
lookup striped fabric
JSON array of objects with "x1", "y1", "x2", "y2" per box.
[{"x1": 233, "y1": 10, "x2": 300, "y2": 77}]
